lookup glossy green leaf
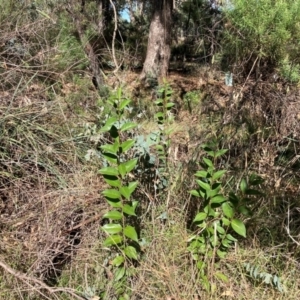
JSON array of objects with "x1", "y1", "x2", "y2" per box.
[
  {"x1": 156, "y1": 144, "x2": 164, "y2": 150},
  {"x1": 215, "y1": 271, "x2": 228, "y2": 281},
  {"x1": 128, "y1": 181, "x2": 138, "y2": 194},
  {"x1": 124, "y1": 225, "x2": 138, "y2": 242},
  {"x1": 212, "y1": 170, "x2": 226, "y2": 181},
  {"x1": 99, "y1": 167, "x2": 119, "y2": 176},
  {"x1": 105, "y1": 117, "x2": 118, "y2": 127},
  {"x1": 106, "y1": 198, "x2": 122, "y2": 208},
  {"x1": 210, "y1": 235, "x2": 219, "y2": 247},
  {"x1": 199, "y1": 189, "x2": 206, "y2": 198},
  {"x1": 120, "y1": 122, "x2": 137, "y2": 132},
  {"x1": 240, "y1": 179, "x2": 247, "y2": 193},
  {"x1": 214, "y1": 149, "x2": 228, "y2": 158},
  {"x1": 111, "y1": 255, "x2": 124, "y2": 267},
  {"x1": 114, "y1": 266, "x2": 126, "y2": 281},
  {"x1": 103, "y1": 234, "x2": 122, "y2": 246},
  {"x1": 100, "y1": 124, "x2": 112, "y2": 132},
  {"x1": 221, "y1": 238, "x2": 231, "y2": 247},
  {"x1": 207, "y1": 185, "x2": 221, "y2": 198},
  {"x1": 116, "y1": 87, "x2": 122, "y2": 98},
  {"x1": 222, "y1": 217, "x2": 230, "y2": 226},
  {"x1": 103, "y1": 210, "x2": 122, "y2": 220},
  {"x1": 120, "y1": 186, "x2": 131, "y2": 199},
  {"x1": 101, "y1": 143, "x2": 118, "y2": 155},
  {"x1": 222, "y1": 202, "x2": 234, "y2": 218},
  {"x1": 124, "y1": 246, "x2": 138, "y2": 260},
  {"x1": 196, "y1": 180, "x2": 211, "y2": 192},
  {"x1": 203, "y1": 157, "x2": 213, "y2": 167},
  {"x1": 104, "y1": 177, "x2": 121, "y2": 188},
  {"x1": 208, "y1": 207, "x2": 217, "y2": 217},
  {"x1": 216, "y1": 250, "x2": 227, "y2": 259},
  {"x1": 211, "y1": 195, "x2": 226, "y2": 204},
  {"x1": 203, "y1": 205, "x2": 209, "y2": 214},
  {"x1": 226, "y1": 233, "x2": 237, "y2": 242},
  {"x1": 102, "y1": 152, "x2": 118, "y2": 164},
  {"x1": 123, "y1": 204, "x2": 136, "y2": 216},
  {"x1": 193, "y1": 212, "x2": 207, "y2": 222},
  {"x1": 102, "y1": 223, "x2": 122, "y2": 235},
  {"x1": 118, "y1": 163, "x2": 127, "y2": 178},
  {"x1": 195, "y1": 170, "x2": 208, "y2": 178},
  {"x1": 103, "y1": 189, "x2": 121, "y2": 199},
  {"x1": 123, "y1": 158, "x2": 138, "y2": 173},
  {"x1": 155, "y1": 112, "x2": 164, "y2": 118},
  {"x1": 100, "y1": 117, "x2": 117, "y2": 132},
  {"x1": 231, "y1": 219, "x2": 246, "y2": 237},
  {"x1": 121, "y1": 139, "x2": 135, "y2": 152},
  {"x1": 206, "y1": 151, "x2": 216, "y2": 157},
  {"x1": 119, "y1": 99, "x2": 131, "y2": 110},
  {"x1": 166, "y1": 102, "x2": 175, "y2": 108},
  {"x1": 132, "y1": 200, "x2": 139, "y2": 210},
  {"x1": 119, "y1": 184, "x2": 137, "y2": 199},
  {"x1": 190, "y1": 189, "x2": 201, "y2": 197},
  {"x1": 216, "y1": 225, "x2": 225, "y2": 234}
]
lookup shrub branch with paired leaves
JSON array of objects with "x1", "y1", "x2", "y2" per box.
[
  {"x1": 188, "y1": 143, "x2": 264, "y2": 291},
  {"x1": 154, "y1": 81, "x2": 174, "y2": 168},
  {"x1": 148, "y1": 82, "x2": 175, "y2": 193},
  {"x1": 98, "y1": 88, "x2": 140, "y2": 286}
]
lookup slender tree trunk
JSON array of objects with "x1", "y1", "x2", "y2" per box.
[
  {"x1": 140, "y1": 0, "x2": 173, "y2": 81},
  {"x1": 97, "y1": 0, "x2": 105, "y2": 34}
]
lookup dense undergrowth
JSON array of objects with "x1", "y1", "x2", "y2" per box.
[
  {"x1": 1, "y1": 72, "x2": 300, "y2": 299},
  {"x1": 1, "y1": 1, "x2": 300, "y2": 300}
]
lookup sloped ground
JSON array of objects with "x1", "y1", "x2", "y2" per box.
[{"x1": 1, "y1": 65, "x2": 300, "y2": 299}]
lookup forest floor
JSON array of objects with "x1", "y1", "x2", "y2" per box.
[{"x1": 1, "y1": 63, "x2": 300, "y2": 299}]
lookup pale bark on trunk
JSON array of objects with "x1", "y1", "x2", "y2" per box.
[
  {"x1": 97, "y1": 0, "x2": 105, "y2": 34},
  {"x1": 140, "y1": 0, "x2": 173, "y2": 81}
]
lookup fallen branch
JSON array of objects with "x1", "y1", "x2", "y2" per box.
[
  {"x1": 285, "y1": 205, "x2": 300, "y2": 246},
  {"x1": 0, "y1": 258, "x2": 85, "y2": 300}
]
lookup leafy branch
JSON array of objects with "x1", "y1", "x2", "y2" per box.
[{"x1": 99, "y1": 88, "x2": 140, "y2": 287}]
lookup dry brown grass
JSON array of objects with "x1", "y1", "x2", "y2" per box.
[
  {"x1": 1, "y1": 9, "x2": 300, "y2": 297},
  {"x1": 0, "y1": 80, "x2": 104, "y2": 299}
]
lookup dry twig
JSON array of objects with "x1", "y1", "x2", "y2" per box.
[
  {"x1": 0, "y1": 258, "x2": 85, "y2": 300},
  {"x1": 285, "y1": 205, "x2": 300, "y2": 246}
]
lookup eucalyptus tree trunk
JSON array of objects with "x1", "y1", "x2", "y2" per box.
[{"x1": 140, "y1": 0, "x2": 173, "y2": 81}]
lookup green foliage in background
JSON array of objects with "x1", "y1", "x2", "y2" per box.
[
  {"x1": 54, "y1": 18, "x2": 87, "y2": 71},
  {"x1": 222, "y1": 0, "x2": 300, "y2": 81}
]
